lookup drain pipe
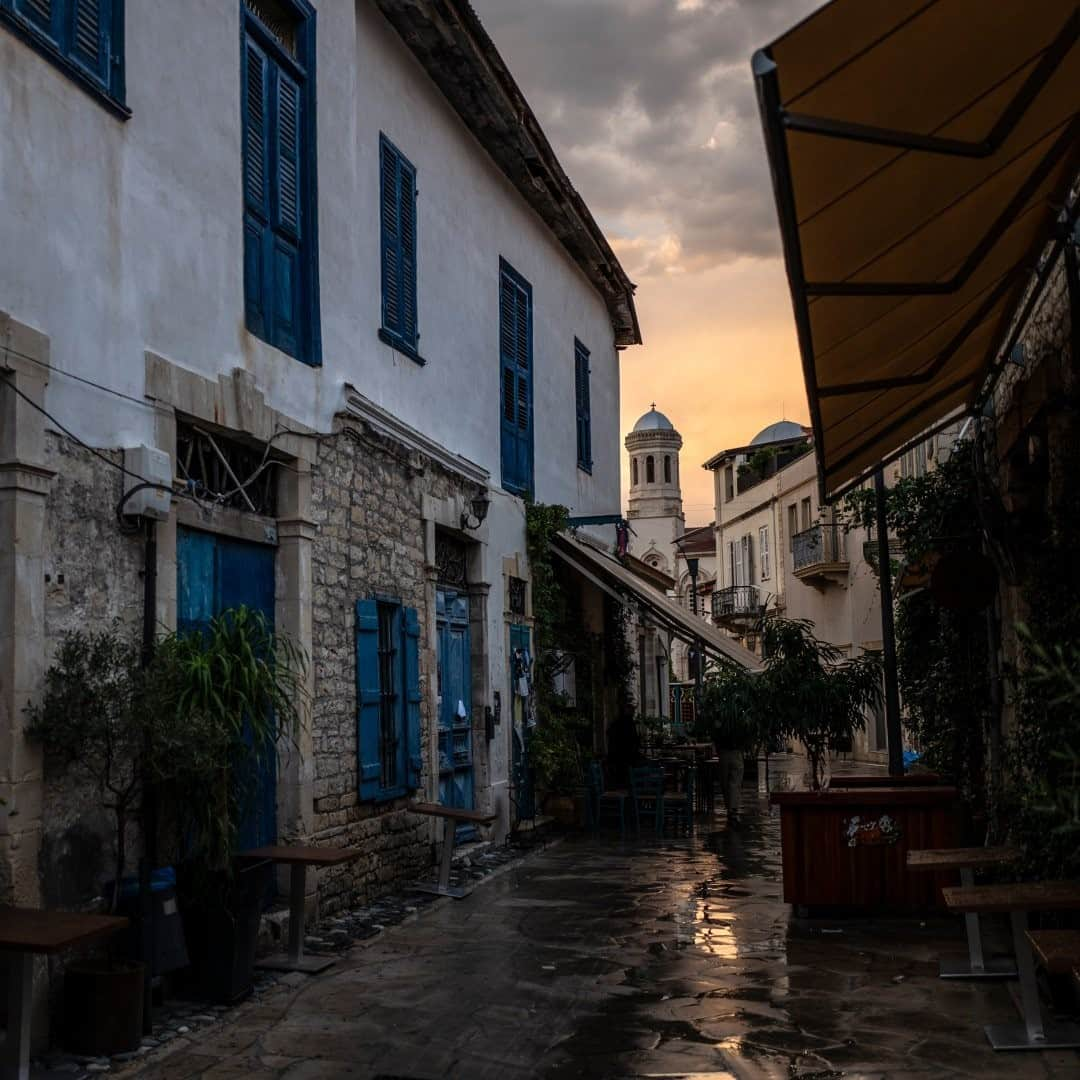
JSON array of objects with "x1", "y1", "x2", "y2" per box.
[
  {"x1": 874, "y1": 469, "x2": 904, "y2": 777},
  {"x1": 139, "y1": 518, "x2": 158, "y2": 1034}
]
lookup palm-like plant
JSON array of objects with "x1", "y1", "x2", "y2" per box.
[{"x1": 760, "y1": 617, "x2": 884, "y2": 790}]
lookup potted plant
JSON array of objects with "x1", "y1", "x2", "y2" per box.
[
  {"x1": 25, "y1": 625, "x2": 152, "y2": 1055},
  {"x1": 147, "y1": 606, "x2": 307, "y2": 1003},
  {"x1": 760, "y1": 617, "x2": 883, "y2": 791},
  {"x1": 529, "y1": 708, "x2": 587, "y2": 825}
]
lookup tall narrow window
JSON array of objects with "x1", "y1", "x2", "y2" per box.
[
  {"x1": 499, "y1": 259, "x2": 533, "y2": 496},
  {"x1": 0, "y1": 0, "x2": 126, "y2": 108},
  {"x1": 379, "y1": 134, "x2": 419, "y2": 358},
  {"x1": 646, "y1": 455, "x2": 655, "y2": 483},
  {"x1": 356, "y1": 598, "x2": 421, "y2": 802},
  {"x1": 664, "y1": 455, "x2": 671, "y2": 483},
  {"x1": 632, "y1": 458, "x2": 639, "y2": 485},
  {"x1": 724, "y1": 465, "x2": 734, "y2": 502},
  {"x1": 574, "y1": 339, "x2": 592, "y2": 472},
  {"x1": 242, "y1": 0, "x2": 320, "y2": 365},
  {"x1": 759, "y1": 525, "x2": 771, "y2": 581},
  {"x1": 800, "y1": 496, "x2": 812, "y2": 531},
  {"x1": 787, "y1": 503, "x2": 799, "y2": 550}
]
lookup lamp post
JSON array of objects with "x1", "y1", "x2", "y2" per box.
[{"x1": 685, "y1": 554, "x2": 703, "y2": 700}]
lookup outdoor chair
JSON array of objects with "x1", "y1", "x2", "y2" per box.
[
  {"x1": 630, "y1": 765, "x2": 665, "y2": 836},
  {"x1": 586, "y1": 761, "x2": 633, "y2": 836},
  {"x1": 662, "y1": 764, "x2": 695, "y2": 837}
]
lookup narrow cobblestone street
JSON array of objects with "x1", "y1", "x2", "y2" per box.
[{"x1": 116, "y1": 767, "x2": 1080, "y2": 1080}]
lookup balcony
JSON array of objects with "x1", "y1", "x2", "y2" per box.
[
  {"x1": 792, "y1": 524, "x2": 849, "y2": 585},
  {"x1": 712, "y1": 585, "x2": 765, "y2": 629}
]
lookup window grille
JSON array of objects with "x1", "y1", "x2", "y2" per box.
[
  {"x1": 244, "y1": 0, "x2": 297, "y2": 56},
  {"x1": 175, "y1": 421, "x2": 281, "y2": 516}
]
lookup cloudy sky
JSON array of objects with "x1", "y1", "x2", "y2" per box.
[{"x1": 471, "y1": 0, "x2": 821, "y2": 521}]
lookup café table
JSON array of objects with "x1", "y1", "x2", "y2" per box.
[{"x1": 0, "y1": 908, "x2": 128, "y2": 1080}]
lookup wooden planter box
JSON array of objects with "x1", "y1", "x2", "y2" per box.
[{"x1": 771, "y1": 785, "x2": 960, "y2": 914}]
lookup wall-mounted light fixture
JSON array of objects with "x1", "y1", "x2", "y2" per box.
[{"x1": 461, "y1": 492, "x2": 490, "y2": 531}]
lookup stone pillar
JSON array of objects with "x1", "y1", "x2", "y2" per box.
[
  {"x1": 0, "y1": 316, "x2": 54, "y2": 907},
  {"x1": 276, "y1": 459, "x2": 316, "y2": 841}
]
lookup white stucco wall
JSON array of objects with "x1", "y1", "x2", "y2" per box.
[{"x1": 0, "y1": 1, "x2": 621, "y2": 520}]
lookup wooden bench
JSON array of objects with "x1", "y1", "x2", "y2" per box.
[
  {"x1": 906, "y1": 847, "x2": 1019, "y2": 979},
  {"x1": 943, "y1": 881, "x2": 1080, "y2": 1051},
  {"x1": 0, "y1": 908, "x2": 128, "y2": 1080},
  {"x1": 239, "y1": 845, "x2": 362, "y2": 974},
  {"x1": 410, "y1": 803, "x2": 497, "y2": 899}
]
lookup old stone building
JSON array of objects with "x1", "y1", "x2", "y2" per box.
[{"x1": 0, "y1": 0, "x2": 639, "y2": 931}]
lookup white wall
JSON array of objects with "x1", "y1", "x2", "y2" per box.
[{"x1": 0, "y1": 1, "x2": 621, "y2": 520}]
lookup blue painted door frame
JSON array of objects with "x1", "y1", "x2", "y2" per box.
[
  {"x1": 177, "y1": 527, "x2": 277, "y2": 852},
  {"x1": 436, "y1": 588, "x2": 474, "y2": 839}
]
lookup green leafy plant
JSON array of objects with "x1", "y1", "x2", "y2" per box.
[
  {"x1": 147, "y1": 607, "x2": 308, "y2": 883},
  {"x1": 696, "y1": 663, "x2": 763, "y2": 754},
  {"x1": 759, "y1": 617, "x2": 883, "y2": 790},
  {"x1": 25, "y1": 624, "x2": 153, "y2": 911}
]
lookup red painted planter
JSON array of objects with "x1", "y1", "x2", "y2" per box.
[{"x1": 771, "y1": 785, "x2": 960, "y2": 914}]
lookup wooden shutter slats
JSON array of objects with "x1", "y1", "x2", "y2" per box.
[{"x1": 275, "y1": 70, "x2": 301, "y2": 239}]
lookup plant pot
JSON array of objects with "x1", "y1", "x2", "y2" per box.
[
  {"x1": 179, "y1": 859, "x2": 270, "y2": 1005},
  {"x1": 543, "y1": 794, "x2": 577, "y2": 826},
  {"x1": 63, "y1": 959, "x2": 145, "y2": 1056}
]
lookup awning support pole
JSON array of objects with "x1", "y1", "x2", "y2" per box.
[{"x1": 875, "y1": 468, "x2": 904, "y2": 776}]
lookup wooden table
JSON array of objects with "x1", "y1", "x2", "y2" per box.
[
  {"x1": 943, "y1": 881, "x2": 1080, "y2": 1051},
  {"x1": 906, "y1": 847, "x2": 1019, "y2": 979},
  {"x1": 410, "y1": 803, "x2": 496, "y2": 899},
  {"x1": 0, "y1": 908, "x2": 128, "y2": 1080},
  {"x1": 1026, "y1": 929, "x2": 1080, "y2": 975},
  {"x1": 238, "y1": 845, "x2": 361, "y2": 974}
]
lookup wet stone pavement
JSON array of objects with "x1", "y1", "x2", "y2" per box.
[{"x1": 120, "y1": 769, "x2": 1080, "y2": 1079}]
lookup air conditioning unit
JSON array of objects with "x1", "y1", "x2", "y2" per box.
[{"x1": 122, "y1": 445, "x2": 173, "y2": 521}]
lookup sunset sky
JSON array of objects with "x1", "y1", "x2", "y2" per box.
[{"x1": 472, "y1": 0, "x2": 821, "y2": 523}]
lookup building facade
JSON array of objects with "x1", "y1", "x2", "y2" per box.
[{"x1": 0, "y1": 0, "x2": 639, "y2": 915}]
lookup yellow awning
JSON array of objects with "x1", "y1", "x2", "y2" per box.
[
  {"x1": 550, "y1": 532, "x2": 763, "y2": 672},
  {"x1": 755, "y1": 1, "x2": 1080, "y2": 500}
]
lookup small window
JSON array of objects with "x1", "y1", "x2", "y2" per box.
[
  {"x1": 787, "y1": 503, "x2": 799, "y2": 551},
  {"x1": 379, "y1": 134, "x2": 419, "y2": 359},
  {"x1": 356, "y1": 598, "x2": 421, "y2": 802},
  {"x1": 242, "y1": 0, "x2": 320, "y2": 366},
  {"x1": 759, "y1": 525, "x2": 771, "y2": 581},
  {"x1": 800, "y1": 496, "x2": 812, "y2": 532},
  {"x1": 646, "y1": 455, "x2": 655, "y2": 484},
  {"x1": 574, "y1": 339, "x2": 592, "y2": 472},
  {"x1": 664, "y1": 455, "x2": 671, "y2": 483},
  {"x1": 0, "y1": 0, "x2": 126, "y2": 112},
  {"x1": 724, "y1": 465, "x2": 734, "y2": 502},
  {"x1": 632, "y1": 458, "x2": 639, "y2": 486}
]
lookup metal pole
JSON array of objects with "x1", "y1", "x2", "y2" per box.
[
  {"x1": 140, "y1": 519, "x2": 158, "y2": 1034},
  {"x1": 875, "y1": 468, "x2": 904, "y2": 776}
]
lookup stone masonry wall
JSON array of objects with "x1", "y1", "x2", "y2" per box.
[
  {"x1": 308, "y1": 419, "x2": 467, "y2": 912},
  {"x1": 40, "y1": 432, "x2": 145, "y2": 909}
]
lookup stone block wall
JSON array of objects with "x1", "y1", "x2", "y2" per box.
[
  {"x1": 39, "y1": 433, "x2": 145, "y2": 909},
  {"x1": 308, "y1": 419, "x2": 467, "y2": 911}
]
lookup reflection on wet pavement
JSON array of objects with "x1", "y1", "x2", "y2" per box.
[{"x1": 128, "y1": 762, "x2": 1080, "y2": 1079}]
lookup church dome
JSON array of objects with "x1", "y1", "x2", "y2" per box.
[
  {"x1": 633, "y1": 406, "x2": 675, "y2": 433},
  {"x1": 750, "y1": 419, "x2": 804, "y2": 446}
]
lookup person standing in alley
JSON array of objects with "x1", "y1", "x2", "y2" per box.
[{"x1": 698, "y1": 666, "x2": 759, "y2": 828}]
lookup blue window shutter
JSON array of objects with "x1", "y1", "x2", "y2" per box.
[
  {"x1": 499, "y1": 262, "x2": 533, "y2": 495},
  {"x1": 379, "y1": 136, "x2": 418, "y2": 352},
  {"x1": 15, "y1": 0, "x2": 58, "y2": 40},
  {"x1": 242, "y1": 35, "x2": 271, "y2": 341},
  {"x1": 270, "y1": 66, "x2": 302, "y2": 358},
  {"x1": 68, "y1": 0, "x2": 108, "y2": 83},
  {"x1": 379, "y1": 137, "x2": 401, "y2": 338},
  {"x1": 403, "y1": 606, "x2": 422, "y2": 789},
  {"x1": 575, "y1": 340, "x2": 591, "y2": 471},
  {"x1": 355, "y1": 599, "x2": 382, "y2": 800}
]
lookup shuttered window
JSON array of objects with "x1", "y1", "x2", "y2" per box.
[
  {"x1": 759, "y1": 525, "x2": 771, "y2": 581},
  {"x1": 355, "y1": 598, "x2": 422, "y2": 802},
  {"x1": 242, "y1": 1, "x2": 320, "y2": 366},
  {"x1": 1, "y1": 0, "x2": 125, "y2": 108},
  {"x1": 574, "y1": 338, "x2": 592, "y2": 473},
  {"x1": 379, "y1": 134, "x2": 419, "y2": 358},
  {"x1": 499, "y1": 259, "x2": 533, "y2": 497}
]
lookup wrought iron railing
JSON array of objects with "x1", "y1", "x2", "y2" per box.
[
  {"x1": 792, "y1": 524, "x2": 847, "y2": 572},
  {"x1": 712, "y1": 585, "x2": 764, "y2": 620}
]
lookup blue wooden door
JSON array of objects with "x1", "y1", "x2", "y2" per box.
[
  {"x1": 177, "y1": 527, "x2": 277, "y2": 851},
  {"x1": 436, "y1": 589, "x2": 473, "y2": 836}
]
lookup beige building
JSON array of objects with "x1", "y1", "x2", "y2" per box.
[{"x1": 703, "y1": 419, "x2": 957, "y2": 764}]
